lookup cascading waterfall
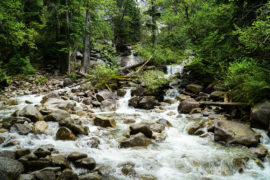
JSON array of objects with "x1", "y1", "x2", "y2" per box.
[{"x1": 1, "y1": 65, "x2": 270, "y2": 180}]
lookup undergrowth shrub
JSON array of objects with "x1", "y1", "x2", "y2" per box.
[
  {"x1": 86, "y1": 65, "x2": 119, "y2": 89},
  {"x1": 0, "y1": 62, "x2": 10, "y2": 89},
  {"x1": 36, "y1": 76, "x2": 48, "y2": 85},
  {"x1": 6, "y1": 56, "x2": 35, "y2": 75},
  {"x1": 139, "y1": 70, "x2": 170, "y2": 92},
  {"x1": 222, "y1": 58, "x2": 270, "y2": 104}
]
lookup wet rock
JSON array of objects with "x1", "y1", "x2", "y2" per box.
[
  {"x1": 94, "y1": 116, "x2": 116, "y2": 128},
  {"x1": 249, "y1": 145, "x2": 268, "y2": 159},
  {"x1": 83, "y1": 98, "x2": 92, "y2": 105},
  {"x1": 0, "y1": 136, "x2": 5, "y2": 144},
  {"x1": 150, "y1": 123, "x2": 165, "y2": 133},
  {"x1": 31, "y1": 167, "x2": 59, "y2": 180},
  {"x1": 186, "y1": 121, "x2": 205, "y2": 135},
  {"x1": 153, "y1": 132, "x2": 167, "y2": 142},
  {"x1": 44, "y1": 110, "x2": 70, "y2": 122},
  {"x1": 16, "y1": 149, "x2": 31, "y2": 159},
  {"x1": 250, "y1": 101, "x2": 270, "y2": 130},
  {"x1": 33, "y1": 121, "x2": 48, "y2": 134},
  {"x1": 78, "y1": 173, "x2": 101, "y2": 180},
  {"x1": 56, "y1": 127, "x2": 76, "y2": 141},
  {"x1": 34, "y1": 147, "x2": 51, "y2": 158},
  {"x1": 44, "y1": 98, "x2": 76, "y2": 111},
  {"x1": 74, "y1": 157, "x2": 96, "y2": 170},
  {"x1": 63, "y1": 78, "x2": 73, "y2": 87},
  {"x1": 87, "y1": 137, "x2": 100, "y2": 148},
  {"x1": 156, "y1": 118, "x2": 172, "y2": 127},
  {"x1": 139, "y1": 174, "x2": 158, "y2": 180},
  {"x1": 92, "y1": 101, "x2": 101, "y2": 107},
  {"x1": 128, "y1": 96, "x2": 141, "y2": 108},
  {"x1": 59, "y1": 118, "x2": 88, "y2": 135},
  {"x1": 0, "y1": 151, "x2": 16, "y2": 159},
  {"x1": 178, "y1": 98, "x2": 199, "y2": 114},
  {"x1": 117, "y1": 89, "x2": 127, "y2": 97},
  {"x1": 22, "y1": 159, "x2": 51, "y2": 172},
  {"x1": 51, "y1": 155, "x2": 70, "y2": 169},
  {"x1": 176, "y1": 94, "x2": 190, "y2": 102},
  {"x1": 130, "y1": 123, "x2": 153, "y2": 138},
  {"x1": 10, "y1": 123, "x2": 32, "y2": 135},
  {"x1": 41, "y1": 92, "x2": 60, "y2": 104},
  {"x1": 119, "y1": 162, "x2": 136, "y2": 176},
  {"x1": 100, "y1": 99, "x2": 117, "y2": 111},
  {"x1": 67, "y1": 152, "x2": 87, "y2": 161},
  {"x1": 17, "y1": 105, "x2": 43, "y2": 121},
  {"x1": 2, "y1": 139, "x2": 20, "y2": 147},
  {"x1": 60, "y1": 169, "x2": 79, "y2": 180},
  {"x1": 138, "y1": 96, "x2": 158, "y2": 110},
  {"x1": 120, "y1": 133, "x2": 152, "y2": 148},
  {"x1": 0, "y1": 157, "x2": 24, "y2": 179},
  {"x1": 214, "y1": 120, "x2": 260, "y2": 147},
  {"x1": 18, "y1": 174, "x2": 36, "y2": 180},
  {"x1": 186, "y1": 84, "x2": 203, "y2": 94},
  {"x1": 96, "y1": 90, "x2": 117, "y2": 102},
  {"x1": 6, "y1": 99, "x2": 19, "y2": 106}
]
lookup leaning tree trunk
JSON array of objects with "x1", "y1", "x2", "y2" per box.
[
  {"x1": 81, "y1": 9, "x2": 91, "y2": 74},
  {"x1": 151, "y1": 0, "x2": 157, "y2": 48}
]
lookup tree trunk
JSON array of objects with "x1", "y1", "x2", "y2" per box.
[
  {"x1": 151, "y1": 0, "x2": 157, "y2": 48},
  {"x1": 81, "y1": 9, "x2": 91, "y2": 73}
]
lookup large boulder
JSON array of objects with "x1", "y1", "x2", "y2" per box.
[
  {"x1": 129, "y1": 96, "x2": 158, "y2": 110},
  {"x1": 0, "y1": 157, "x2": 24, "y2": 179},
  {"x1": 96, "y1": 90, "x2": 117, "y2": 102},
  {"x1": 17, "y1": 105, "x2": 43, "y2": 121},
  {"x1": 120, "y1": 133, "x2": 152, "y2": 148},
  {"x1": 186, "y1": 84, "x2": 203, "y2": 94},
  {"x1": 10, "y1": 123, "x2": 32, "y2": 135},
  {"x1": 250, "y1": 101, "x2": 270, "y2": 130},
  {"x1": 214, "y1": 120, "x2": 260, "y2": 147},
  {"x1": 94, "y1": 116, "x2": 116, "y2": 128},
  {"x1": 100, "y1": 99, "x2": 117, "y2": 112},
  {"x1": 44, "y1": 110, "x2": 70, "y2": 122},
  {"x1": 59, "y1": 118, "x2": 88, "y2": 135},
  {"x1": 67, "y1": 152, "x2": 87, "y2": 161},
  {"x1": 33, "y1": 121, "x2": 48, "y2": 134},
  {"x1": 56, "y1": 127, "x2": 76, "y2": 141},
  {"x1": 130, "y1": 123, "x2": 152, "y2": 138},
  {"x1": 51, "y1": 155, "x2": 70, "y2": 169},
  {"x1": 178, "y1": 98, "x2": 199, "y2": 114},
  {"x1": 63, "y1": 78, "x2": 73, "y2": 87},
  {"x1": 78, "y1": 173, "x2": 101, "y2": 180},
  {"x1": 44, "y1": 98, "x2": 76, "y2": 111},
  {"x1": 40, "y1": 92, "x2": 60, "y2": 104}
]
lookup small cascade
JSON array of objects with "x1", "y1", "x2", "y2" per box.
[{"x1": 116, "y1": 89, "x2": 133, "y2": 113}]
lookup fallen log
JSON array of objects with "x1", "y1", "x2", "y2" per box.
[
  {"x1": 120, "y1": 60, "x2": 146, "y2": 71},
  {"x1": 199, "y1": 101, "x2": 248, "y2": 106}
]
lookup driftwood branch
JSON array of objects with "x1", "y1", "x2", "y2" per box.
[{"x1": 199, "y1": 101, "x2": 248, "y2": 106}]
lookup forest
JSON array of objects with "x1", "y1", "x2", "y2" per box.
[{"x1": 1, "y1": 0, "x2": 270, "y2": 180}]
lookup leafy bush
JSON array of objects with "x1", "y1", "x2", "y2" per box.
[
  {"x1": 36, "y1": 76, "x2": 48, "y2": 85},
  {"x1": 139, "y1": 70, "x2": 170, "y2": 92},
  {"x1": 6, "y1": 56, "x2": 35, "y2": 75},
  {"x1": 0, "y1": 62, "x2": 10, "y2": 89},
  {"x1": 222, "y1": 58, "x2": 270, "y2": 104},
  {"x1": 86, "y1": 65, "x2": 119, "y2": 89},
  {"x1": 67, "y1": 73, "x2": 79, "y2": 81}
]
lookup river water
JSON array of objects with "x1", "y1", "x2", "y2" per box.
[{"x1": 1, "y1": 65, "x2": 270, "y2": 180}]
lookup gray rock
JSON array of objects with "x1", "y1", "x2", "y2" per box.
[
  {"x1": 117, "y1": 89, "x2": 127, "y2": 97},
  {"x1": 31, "y1": 167, "x2": 58, "y2": 180},
  {"x1": 40, "y1": 92, "x2": 60, "y2": 104},
  {"x1": 119, "y1": 162, "x2": 136, "y2": 176},
  {"x1": 16, "y1": 149, "x2": 31, "y2": 159},
  {"x1": 249, "y1": 145, "x2": 268, "y2": 159},
  {"x1": 34, "y1": 148, "x2": 51, "y2": 158},
  {"x1": 214, "y1": 120, "x2": 260, "y2": 147},
  {"x1": 44, "y1": 110, "x2": 70, "y2": 122},
  {"x1": 78, "y1": 173, "x2": 101, "y2": 180},
  {"x1": 60, "y1": 169, "x2": 79, "y2": 180},
  {"x1": 63, "y1": 78, "x2": 73, "y2": 87},
  {"x1": 96, "y1": 90, "x2": 117, "y2": 102},
  {"x1": 100, "y1": 99, "x2": 117, "y2": 111},
  {"x1": 178, "y1": 98, "x2": 199, "y2": 114},
  {"x1": 56, "y1": 127, "x2": 76, "y2": 141},
  {"x1": 138, "y1": 96, "x2": 158, "y2": 110},
  {"x1": 250, "y1": 101, "x2": 270, "y2": 130},
  {"x1": 74, "y1": 157, "x2": 96, "y2": 170},
  {"x1": 67, "y1": 152, "x2": 87, "y2": 161},
  {"x1": 59, "y1": 118, "x2": 88, "y2": 135},
  {"x1": 18, "y1": 174, "x2": 36, "y2": 180},
  {"x1": 0, "y1": 151, "x2": 16, "y2": 159},
  {"x1": 33, "y1": 121, "x2": 48, "y2": 134},
  {"x1": 51, "y1": 155, "x2": 70, "y2": 169},
  {"x1": 186, "y1": 83, "x2": 203, "y2": 94},
  {"x1": 130, "y1": 123, "x2": 153, "y2": 138},
  {"x1": 0, "y1": 136, "x2": 5, "y2": 144},
  {"x1": 120, "y1": 133, "x2": 152, "y2": 148},
  {"x1": 94, "y1": 116, "x2": 116, "y2": 128},
  {"x1": 0, "y1": 157, "x2": 24, "y2": 179},
  {"x1": 17, "y1": 105, "x2": 43, "y2": 121},
  {"x1": 10, "y1": 123, "x2": 32, "y2": 135}
]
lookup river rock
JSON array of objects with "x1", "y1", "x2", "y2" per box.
[
  {"x1": 78, "y1": 173, "x2": 101, "y2": 180},
  {"x1": 249, "y1": 145, "x2": 268, "y2": 159},
  {"x1": 250, "y1": 101, "x2": 270, "y2": 130},
  {"x1": 56, "y1": 127, "x2": 76, "y2": 141},
  {"x1": 120, "y1": 133, "x2": 152, "y2": 148},
  {"x1": 156, "y1": 118, "x2": 172, "y2": 127},
  {"x1": 6, "y1": 99, "x2": 19, "y2": 106},
  {"x1": 186, "y1": 84, "x2": 203, "y2": 94},
  {"x1": 117, "y1": 89, "x2": 127, "y2": 97},
  {"x1": 63, "y1": 78, "x2": 73, "y2": 87},
  {"x1": 210, "y1": 91, "x2": 226, "y2": 101},
  {"x1": 59, "y1": 118, "x2": 88, "y2": 135},
  {"x1": 128, "y1": 96, "x2": 141, "y2": 107},
  {"x1": 178, "y1": 98, "x2": 199, "y2": 114},
  {"x1": 138, "y1": 96, "x2": 158, "y2": 110},
  {"x1": 16, "y1": 149, "x2": 31, "y2": 159},
  {"x1": 119, "y1": 162, "x2": 136, "y2": 176},
  {"x1": 44, "y1": 98, "x2": 76, "y2": 111},
  {"x1": 45, "y1": 109, "x2": 70, "y2": 122},
  {"x1": 31, "y1": 167, "x2": 59, "y2": 180},
  {"x1": 0, "y1": 151, "x2": 16, "y2": 159},
  {"x1": 0, "y1": 157, "x2": 24, "y2": 179},
  {"x1": 214, "y1": 120, "x2": 260, "y2": 147},
  {"x1": 17, "y1": 105, "x2": 43, "y2": 121},
  {"x1": 130, "y1": 123, "x2": 153, "y2": 138},
  {"x1": 100, "y1": 99, "x2": 117, "y2": 111},
  {"x1": 94, "y1": 116, "x2": 116, "y2": 128},
  {"x1": 41, "y1": 92, "x2": 60, "y2": 104},
  {"x1": 22, "y1": 159, "x2": 51, "y2": 172},
  {"x1": 51, "y1": 155, "x2": 70, "y2": 169},
  {"x1": 18, "y1": 174, "x2": 36, "y2": 180},
  {"x1": 82, "y1": 98, "x2": 92, "y2": 105},
  {"x1": 67, "y1": 152, "x2": 87, "y2": 161},
  {"x1": 33, "y1": 121, "x2": 48, "y2": 134},
  {"x1": 60, "y1": 169, "x2": 79, "y2": 180},
  {"x1": 34, "y1": 147, "x2": 51, "y2": 158},
  {"x1": 150, "y1": 123, "x2": 165, "y2": 133},
  {"x1": 74, "y1": 157, "x2": 96, "y2": 170},
  {"x1": 0, "y1": 136, "x2": 5, "y2": 144},
  {"x1": 10, "y1": 123, "x2": 32, "y2": 135},
  {"x1": 96, "y1": 90, "x2": 117, "y2": 102}
]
